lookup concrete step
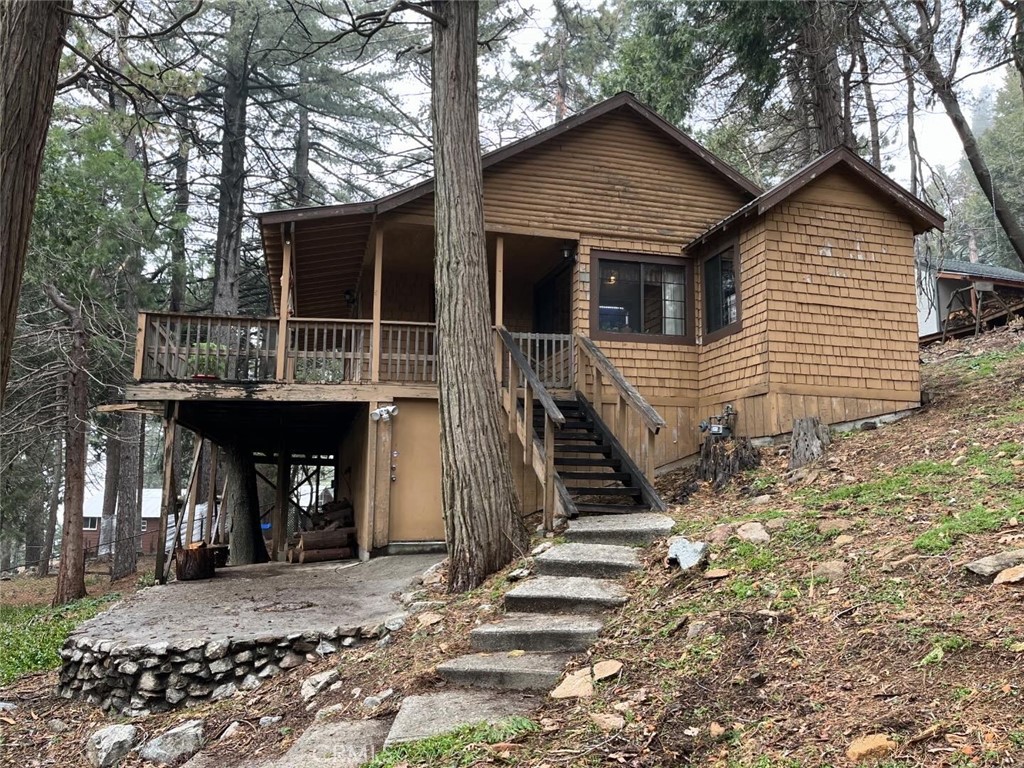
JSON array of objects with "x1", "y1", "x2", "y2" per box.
[
  {"x1": 436, "y1": 652, "x2": 569, "y2": 691},
  {"x1": 503, "y1": 575, "x2": 627, "y2": 614},
  {"x1": 383, "y1": 689, "x2": 539, "y2": 747},
  {"x1": 470, "y1": 613, "x2": 603, "y2": 652},
  {"x1": 566, "y1": 512, "x2": 674, "y2": 546},
  {"x1": 534, "y1": 542, "x2": 641, "y2": 579},
  {"x1": 574, "y1": 502, "x2": 651, "y2": 515}
]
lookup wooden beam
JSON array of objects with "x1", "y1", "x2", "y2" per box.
[
  {"x1": 371, "y1": 229, "x2": 384, "y2": 382},
  {"x1": 205, "y1": 444, "x2": 217, "y2": 543},
  {"x1": 184, "y1": 440, "x2": 203, "y2": 546},
  {"x1": 133, "y1": 312, "x2": 146, "y2": 381},
  {"x1": 543, "y1": 414, "x2": 555, "y2": 531},
  {"x1": 126, "y1": 381, "x2": 438, "y2": 403},
  {"x1": 275, "y1": 223, "x2": 294, "y2": 381},
  {"x1": 155, "y1": 404, "x2": 178, "y2": 584},
  {"x1": 372, "y1": 404, "x2": 393, "y2": 549},
  {"x1": 273, "y1": 451, "x2": 290, "y2": 560},
  {"x1": 363, "y1": 403, "x2": 379, "y2": 556},
  {"x1": 495, "y1": 235, "x2": 504, "y2": 326}
]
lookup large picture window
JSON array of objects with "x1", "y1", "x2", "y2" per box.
[
  {"x1": 596, "y1": 259, "x2": 687, "y2": 338},
  {"x1": 703, "y1": 246, "x2": 739, "y2": 337}
]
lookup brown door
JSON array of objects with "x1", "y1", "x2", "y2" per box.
[{"x1": 388, "y1": 399, "x2": 444, "y2": 541}]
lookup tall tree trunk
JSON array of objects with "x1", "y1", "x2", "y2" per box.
[
  {"x1": 170, "y1": 111, "x2": 190, "y2": 312},
  {"x1": 431, "y1": 0, "x2": 529, "y2": 593},
  {"x1": 224, "y1": 441, "x2": 268, "y2": 565},
  {"x1": 803, "y1": 0, "x2": 845, "y2": 153},
  {"x1": 37, "y1": 434, "x2": 62, "y2": 578},
  {"x1": 293, "y1": 69, "x2": 312, "y2": 206},
  {"x1": 0, "y1": 0, "x2": 70, "y2": 408},
  {"x1": 44, "y1": 284, "x2": 88, "y2": 605},
  {"x1": 111, "y1": 413, "x2": 140, "y2": 579},
  {"x1": 211, "y1": 7, "x2": 252, "y2": 316},
  {"x1": 904, "y1": 52, "x2": 919, "y2": 197},
  {"x1": 99, "y1": 423, "x2": 120, "y2": 556},
  {"x1": 856, "y1": 36, "x2": 881, "y2": 167}
]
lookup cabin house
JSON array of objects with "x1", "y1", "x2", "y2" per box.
[
  {"x1": 125, "y1": 93, "x2": 943, "y2": 569},
  {"x1": 82, "y1": 488, "x2": 163, "y2": 558}
]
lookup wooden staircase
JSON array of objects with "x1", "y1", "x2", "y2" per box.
[{"x1": 527, "y1": 395, "x2": 665, "y2": 517}]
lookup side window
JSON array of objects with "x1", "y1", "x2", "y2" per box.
[
  {"x1": 704, "y1": 247, "x2": 739, "y2": 335},
  {"x1": 597, "y1": 259, "x2": 687, "y2": 338}
]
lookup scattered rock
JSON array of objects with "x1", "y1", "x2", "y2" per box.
[
  {"x1": 550, "y1": 669, "x2": 593, "y2": 699},
  {"x1": 750, "y1": 494, "x2": 774, "y2": 505},
  {"x1": 376, "y1": 634, "x2": 394, "y2": 648},
  {"x1": 87, "y1": 724, "x2": 140, "y2": 768},
  {"x1": 833, "y1": 534, "x2": 855, "y2": 547},
  {"x1": 408, "y1": 600, "x2": 446, "y2": 614},
  {"x1": 240, "y1": 674, "x2": 261, "y2": 691},
  {"x1": 204, "y1": 641, "x2": 229, "y2": 660},
  {"x1": 763, "y1": 517, "x2": 787, "y2": 532},
  {"x1": 302, "y1": 669, "x2": 340, "y2": 701},
  {"x1": 361, "y1": 688, "x2": 394, "y2": 709},
  {"x1": 421, "y1": 562, "x2": 445, "y2": 586},
  {"x1": 258, "y1": 716, "x2": 282, "y2": 727},
  {"x1": 220, "y1": 722, "x2": 243, "y2": 741},
  {"x1": 818, "y1": 518, "x2": 854, "y2": 534},
  {"x1": 341, "y1": 637, "x2": 357, "y2": 647},
  {"x1": 46, "y1": 718, "x2": 70, "y2": 734},
  {"x1": 666, "y1": 538, "x2": 709, "y2": 571},
  {"x1": 531, "y1": 542, "x2": 554, "y2": 556},
  {"x1": 279, "y1": 652, "x2": 306, "y2": 670},
  {"x1": 360, "y1": 623, "x2": 384, "y2": 639},
  {"x1": 417, "y1": 612, "x2": 444, "y2": 629},
  {"x1": 590, "y1": 712, "x2": 625, "y2": 731},
  {"x1": 211, "y1": 682, "x2": 237, "y2": 701},
  {"x1": 384, "y1": 614, "x2": 407, "y2": 632},
  {"x1": 140, "y1": 720, "x2": 205, "y2": 766},
  {"x1": 315, "y1": 639, "x2": 337, "y2": 656},
  {"x1": 507, "y1": 567, "x2": 531, "y2": 582},
  {"x1": 704, "y1": 568, "x2": 732, "y2": 580},
  {"x1": 994, "y1": 564, "x2": 1024, "y2": 585},
  {"x1": 0, "y1": 702, "x2": 17, "y2": 712},
  {"x1": 707, "y1": 523, "x2": 735, "y2": 545},
  {"x1": 686, "y1": 621, "x2": 711, "y2": 639},
  {"x1": 592, "y1": 660, "x2": 623, "y2": 681},
  {"x1": 736, "y1": 521, "x2": 770, "y2": 544},
  {"x1": 814, "y1": 560, "x2": 847, "y2": 582},
  {"x1": 965, "y1": 549, "x2": 1024, "y2": 580},
  {"x1": 709, "y1": 722, "x2": 727, "y2": 739},
  {"x1": 846, "y1": 734, "x2": 896, "y2": 762},
  {"x1": 951, "y1": 455, "x2": 968, "y2": 467}
]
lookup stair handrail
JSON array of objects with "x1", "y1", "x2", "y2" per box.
[
  {"x1": 497, "y1": 327, "x2": 567, "y2": 531},
  {"x1": 575, "y1": 335, "x2": 666, "y2": 432}
]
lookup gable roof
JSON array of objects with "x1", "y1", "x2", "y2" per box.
[
  {"x1": 686, "y1": 146, "x2": 945, "y2": 252},
  {"x1": 258, "y1": 92, "x2": 762, "y2": 227},
  {"x1": 935, "y1": 258, "x2": 1024, "y2": 285}
]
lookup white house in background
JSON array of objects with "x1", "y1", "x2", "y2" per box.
[{"x1": 917, "y1": 258, "x2": 1024, "y2": 339}]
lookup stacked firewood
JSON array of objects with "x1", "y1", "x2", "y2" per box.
[{"x1": 285, "y1": 498, "x2": 356, "y2": 563}]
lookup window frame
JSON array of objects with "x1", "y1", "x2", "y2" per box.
[
  {"x1": 589, "y1": 250, "x2": 695, "y2": 344},
  {"x1": 700, "y1": 239, "x2": 742, "y2": 343},
  {"x1": 83, "y1": 517, "x2": 99, "y2": 531}
]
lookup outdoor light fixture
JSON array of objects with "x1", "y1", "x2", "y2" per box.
[
  {"x1": 561, "y1": 241, "x2": 577, "y2": 261},
  {"x1": 344, "y1": 289, "x2": 356, "y2": 307},
  {"x1": 606, "y1": 271, "x2": 618, "y2": 285},
  {"x1": 370, "y1": 405, "x2": 399, "y2": 422}
]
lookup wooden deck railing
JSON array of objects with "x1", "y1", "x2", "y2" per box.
[
  {"x1": 136, "y1": 312, "x2": 437, "y2": 385},
  {"x1": 497, "y1": 327, "x2": 569, "y2": 531},
  {"x1": 509, "y1": 332, "x2": 574, "y2": 390},
  {"x1": 575, "y1": 334, "x2": 667, "y2": 481}
]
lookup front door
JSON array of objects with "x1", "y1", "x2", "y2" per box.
[
  {"x1": 533, "y1": 261, "x2": 572, "y2": 333},
  {"x1": 388, "y1": 399, "x2": 444, "y2": 542}
]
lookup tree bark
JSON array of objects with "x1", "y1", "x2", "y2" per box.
[
  {"x1": 431, "y1": 0, "x2": 529, "y2": 593},
  {"x1": 99, "y1": 423, "x2": 121, "y2": 557},
  {"x1": 44, "y1": 284, "x2": 88, "y2": 605},
  {"x1": 170, "y1": 112, "x2": 191, "y2": 312},
  {"x1": 0, "y1": 0, "x2": 70, "y2": 408},
  {"x1": 224, "y1": 441, "x2": 268, "y2": 565},
  {"x1": 854, "y1": 29, "x2": 881, "y2": 167},
  {"x1": 111, "y1": 412, "x2": 140, "y2": 580},
  {"x1": 803, "y1": 0, "x2": 845, "y2": 154},
  {"x1": 37, "y1": 435, "x2": 62, "y2": 577},
  {"x1": 211, "y1": 5, "x2": 252, "y2": 316}
]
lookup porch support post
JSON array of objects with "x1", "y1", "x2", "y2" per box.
[
  {"x1": 155, "y1": 404, "x2": 178, "y2": 584},
  {"x1": 372, "y1": 407, "x2": 393, "y2": 549},
  {"x1": 494, "y1": 235, "x2": 504, "y2": 376},
  {"x1": 543, "y1": 413, "x2": 555, "y2": 531},
  {"x1": 205, "y1": 443, "x2": 218, "y2": 543},
  {"x1": 273, "y1": 450, "x2": 290, "y2": 560},
  {"x1": 275, "y1": 223, "x2": 294, "y2": 381},
  {"x1": 371, "y1": 229, "x2": 384, "y2": 382}
]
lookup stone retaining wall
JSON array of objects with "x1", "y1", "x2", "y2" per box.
[{"x1": 58, "y1": 624, "x2": 373, "y2": 716}]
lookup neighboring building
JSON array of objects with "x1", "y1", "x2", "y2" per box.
[
  {"x1": 82, "y1": 488, "x2": 163, "y2": 557},
  {"x1": 126, "y1": 92, "x2": 943, "y2": 562},
  {"x1": 917, "y1": 258, "x2": 1024, "y2": 340}
]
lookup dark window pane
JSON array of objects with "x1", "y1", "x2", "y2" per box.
[
  {"x1": 598, "y1": 260, "x2": 642, "y2": 333},
  {"x1": 599, "y1": 259, "x2": 686, "y2": 336},
  {"x1": 705, "y1": 250, "x2": 737, "y2": 333}
]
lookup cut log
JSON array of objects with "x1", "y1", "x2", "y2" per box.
[
  {"x1": 175, "y1": 544, "x2": 215, "y2": 581},
  {"x1": 789, "y1": 417, "x2": 831, "y2": 470},
  {"x1": 698, "y1": 437, "x2": 761, "y2": 492},
  {"x1": 297, "y1": 528, "x2": 356, "y2": 552},
  {"x1": 297, "y1": 546, "x2": 352, "y2": 564}
]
